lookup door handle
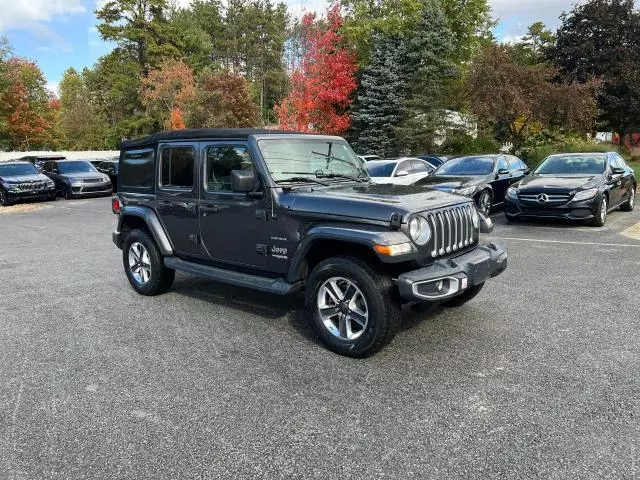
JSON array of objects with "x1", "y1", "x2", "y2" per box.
[
  {"x1": 200, "y1": 204, "x2": 219, "y2": 213},
  {"x1": 157, "y1": 200, "x2": 173, "y2": 207}
]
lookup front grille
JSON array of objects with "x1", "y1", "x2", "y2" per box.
[
  {"x1": 518, "y1": 193, "x2": 571, "y2": 205},
  {"x1": 16, "y1": 182, "x2": 47, "y2": 191},
  {"x1": 83, "y1": 178, "x2": 102, "y2": 183},
  {"x1": 82, "y1": 185, "x2": 110, "y2": 193},
  {"x1": 425, "y1": 204, "x2": 477, "y2": 258}
]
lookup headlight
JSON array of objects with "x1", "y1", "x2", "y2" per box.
[
  {"x1": 453, "y1": 186, "x2": 478, "y2": 196},
  {"x1": 471, "y1": 206, "x2": 479, "y2": 227},
  {"x1": 408, "y1": 216, "x2": 432, "y2": 246},
  {"x1": 507, "y1": 187, "x2": 518, "y2": 199},
  {"x1": 103, "y1": 174, "x2": 110, "y2": 182},
  {"x1": 4, "y1": 183, "x2": 20, "y2": 191},
  {"x1": 572, "y1": 188, "x2": 599, "y2": 202}
]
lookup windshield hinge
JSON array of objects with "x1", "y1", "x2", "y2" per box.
[{"x1": 390, "y1": 212, "x2": 402, "y2": 230}]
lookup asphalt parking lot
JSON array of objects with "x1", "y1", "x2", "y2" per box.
[{"x1": 1, "y1": 198, "x2": 639, "y2": 479}]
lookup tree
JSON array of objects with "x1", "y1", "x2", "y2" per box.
[
  {"x1": 1, "y1": 59, "x2": 56, "y2": 150},
  {"x1": 551, "y1": 0, "x2": 640, "y2": 133},
  {"x1": 96, "y1": 0, "x2": 181, "y2": 72},
  {"x1": 468, "y1": 45, "x2": 598, "y2": 146},
  {"x1": 0, "y1": 36, "x2": 14, "y2": 148},
  {"x1": 276, "y1": 5, "x2": 358, "y2": 135},
  {"x1": 58, "y1": 68, "x2": 109, "y2": 149},
  {"x1": 510, "y1": 22, "x2": 556, "y2": 65},
  {"x1": 140, "y1": 59, "x2": 195, "y2": 129},
  {"x1": 439, "y1": 0, "x2": 493, "y2": 63},
  {"x1": 187, "y1": 70, "x2": 260, "y2": 128}
]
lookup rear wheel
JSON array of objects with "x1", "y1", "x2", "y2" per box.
[
  {"x1": 592, "y1": 195, "x2": 608, "y2": 227},
  {"x1": 477, "y1": 190, "x2": 493, "y2": 217},
  {"x1": 307, "y1": 256, "x2": 400, "y2": 358},
  {"x1": 122, "y1": 229, "x2": 175, "y2": 296},
  {"x1": 620, "y1": 185, "x2": 636, "y2": 212},
  {"x1": 63, "y1": 186, "x2": 72, "y2": 200},
  {"x1": 443, "y1": 283, "x2": 485, "y2": 307}
]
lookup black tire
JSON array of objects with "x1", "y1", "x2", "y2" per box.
[
  {"x1": 63, "y1": 186, "x2": 72, "y2": 200},
  {"x1": 0, "y1": 189, "x2": 9, "y2": 206},
  {"x1": 443, "y1": 282, "x2": 485, "y2": 308},
  {"x1": 476, "y1": 190, "x2": 493, "y2": 217},
  {"x1": 620, "y1": 185, "x2": 636, "y2": 212},
  {"x1": 505, "y1": 213, "x2": 518, "y2": 223},
  {"x1": 591, "y1": 194, "x2": 608, "y2": 227},
  {"x1": 122, "y1": 229, "x2": 175, "y2": 296},
  {"x1": 306, "y1": 256, "x2": 401, "y2": 358},
  {"x1": 48, "y1": 194, "x2": 57, "y2": 202}
]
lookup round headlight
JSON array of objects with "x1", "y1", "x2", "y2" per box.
[
  {"x1": 471, "y1": 206, "x2": 479, "y2": 228},
  {"x1": 409, "y1": 216, "x2": 431, "y2": 246}
]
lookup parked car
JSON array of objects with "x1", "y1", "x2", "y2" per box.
[
  {"x1": 40, "y1": 159, "x2": 112, "y2": 199},
  {"x1": 112, "y1": 128, "x2": 507, "y2": 357},
  {"x1": 0, "y1": 161, "x2": 57, "y2": 206},
  {"x1": 505, "y1": 152, "x2": 636, "y2": 226},
  {"x1": 96, "y1": 158, "x2": 119, "y2": 192},
  {"x1": 365, "y1": 157, "x2": 435, "y2": 185},
  {"x1": 417, "y1": 154, "x2": 529, "y2": 216},
  {"x1": 416, "y1": 155, "x2": 449, "y2": 169},
  {"x1": 19, "y1": 154, "x2": 66, "y2": 170},
  {"x1": 357, "y1": 154, "x2": 382, "y2": 163}
]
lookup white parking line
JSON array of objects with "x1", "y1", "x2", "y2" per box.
[{"x1": 487, "y1": 236, "x2": 640, "y2": 248}]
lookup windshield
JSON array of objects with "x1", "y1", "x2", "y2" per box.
[
  {"x1": 436, "y1": 156, "x2": 495, "y2": 176},
  {"x1": 258, "y1": 138, "x2": 366, "y2": 182},
  {"x1": 535, "y1": 155, "x2": 606, "y2": 175},
  {"x1": 365, "y1": 162, "x2": 396, "y2": 177},
  {"x1": 58, "y1": 161, "x2": 97, "y2": 174},
  {"x1": 0, "y1": 163, "x2": 39, "y2": 176}
]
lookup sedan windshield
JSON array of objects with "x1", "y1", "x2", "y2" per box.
[
  {"x1": 364, "y1": 162, "x2": 397, "y2": 177},
  {"x1": 58, "y1": 161, "x2": 97, "y2": 174},
  {"x1": 436, "y1": 156, "x2": 495, "y2": 176},
  {"x1": 0, "y1": 163, "x2": 39, "y2": 176},
  {"x1": 535, "y1": 155, "x2": 606, "y2": 175},
  {"x1": 258, "y1": 139, "x2": 366, "y2": 182}
]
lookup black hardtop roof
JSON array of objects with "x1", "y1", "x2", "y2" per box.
[{"x1": 121, "y1": 128, "x2": 306, "y2": 149}]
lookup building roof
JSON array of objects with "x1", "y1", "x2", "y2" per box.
[{"x1": 121, "y1": 128, "x2": 302, "y2": 149}]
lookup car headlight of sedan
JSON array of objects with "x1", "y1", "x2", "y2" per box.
[
  {"x1": 453, "y1": 186, "x2": 478, "y2": 196},
  {"x1": 408, "y1": 215, "x2": 432, "y2": 246},
  {"x1": 572, "y1": 188, "x2": 599, "y2": 202},
  {"x1": 507, "y1": 187, "x2": 518, "y2": 199}
]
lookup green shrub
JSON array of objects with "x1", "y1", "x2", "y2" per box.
[
  {"x1": 440, "y1": 133, "x2": 501, "y2": 155},
  {"x1": 515, "y1": 130, "x2": 619, "y2": 168}
]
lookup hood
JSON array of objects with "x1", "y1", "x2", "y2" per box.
[
  {"x1": 0, "y1": 173, "x2": 52, "y2": 184},
  {"x1": 416, "y1": 175, "x2": 488, "y2": 191},
  {"x1": 516, "y1": 174, "x2": 603, "y2": 192},
  {"x1": 277, "y1": 182, "x2": 470, "y2": 222},
  {"x1": 61, "y1": 172, "x2": 106, "y2": 180}
]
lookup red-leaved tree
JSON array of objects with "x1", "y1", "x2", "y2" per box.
[{"x1": 276, "y1": 4, "x2": 357, "y2": 135}]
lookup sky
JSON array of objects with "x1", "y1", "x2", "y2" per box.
[{"x1": 0, "y1": 0, "x2": 581, "y2": 93}]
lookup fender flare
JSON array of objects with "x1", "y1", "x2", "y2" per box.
[{"x1": 118, "y1": 205, "x2": 174, "y2": 255}]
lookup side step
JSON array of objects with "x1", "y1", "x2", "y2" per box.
[{"x1": 164, "y1": 256, "x2": 299, "y2": 295}]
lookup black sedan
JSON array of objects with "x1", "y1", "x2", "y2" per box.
[
  {"x1": 417, "y1": 154, "x2": 529, "y2": 216},
  {"x1": 505, "y1": 152, "x2": 636, "y2": 226},
  {"x1": 0, "y1": 161, "x2": 57, "y2": 206},
  {"x1": 96, "y1": 158, "x2": 119, "y2": 192},
  {"x1": 40, "y1": 160, "x2": 112, "y2": 199}
]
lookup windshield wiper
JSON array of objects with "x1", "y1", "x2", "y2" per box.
[
  {"x1": 315, "y1": 172, "x2": 368, "y2": 183},
  {"x1": 276, "y1": 176, "x2": 330, "y2": 186}
]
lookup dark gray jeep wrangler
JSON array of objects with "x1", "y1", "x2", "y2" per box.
[{"x1": 112, "y1": 129, "x2": 507, "y2": 357}]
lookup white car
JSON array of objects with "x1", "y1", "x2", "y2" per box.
[
  {"x1": 364, "y1": 158, "x2": 434, "y2": 185},
  {"x1": 358, "y1": 155, "x2": 383, "y2": 163}
]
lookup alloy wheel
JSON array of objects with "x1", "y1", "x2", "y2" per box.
[
  {"x1": 630, "y1": 188, "x2": 636, "y2": 209},
  {"x1": 317, "y1": 277, "x2": 369, "y2": 341},
  {"x1": 600, "y1": 197, "x2": 607, "y2": 223},
  {"x1": 478, "y1": 192, "x2": 491, "y2": 216},
  {"x1": 128, "y1": 242, "x2": 152, "y2": 285}
]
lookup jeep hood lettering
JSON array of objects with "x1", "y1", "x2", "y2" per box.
[{"x1": 279, "y1": 183, "x2": 469, "y2": 222}]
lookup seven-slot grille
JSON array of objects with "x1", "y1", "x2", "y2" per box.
[{"x1": 424, "y1": 204, "x2": 477, "y2": 258}]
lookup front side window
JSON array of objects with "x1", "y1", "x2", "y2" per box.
[
  {"x1": 206, "y1": 145, "x2": 253, "y2": 192},
  {"x1": 258, "y1": 138, "x2": 365, "y2": 182},
  {"x1": 161, "y1": 146, "x2": 194, "y2": 189},
  {"x1": 436, "y1": 156, "x2": 495, "y2": 176},
  {"x1": 497, "y1": 156, "x2": 509, "y2": 172}
]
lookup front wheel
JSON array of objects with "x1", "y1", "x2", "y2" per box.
[
  {"x1": 592, "y1": 195, "x2": 608, "y2": 227},
  {"x1": 620, "y1": 186, "x2": 636, "y2": 212},
  {"x1": 306, "y1": 256, "x2": 400, "y2": 358},
  {"x1": 476, "y1": 190, "x2": 493, "y2": 217},
  {"x1": 0, "y1": 189, "x2": 9, "y2": 206},
  {"x1": 122, "y1": 229, "x2": 175, "y2": 296}
]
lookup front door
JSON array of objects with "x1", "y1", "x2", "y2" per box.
[
  {"x1": 198, "y1": 142, "x2": 269, "y2": 268},
  {"x1": 492, "y1": 155, "x2": 511, "y2": 203},
  {"x1": 155, "y1": 142, "x2": 201, "y2": 257}
]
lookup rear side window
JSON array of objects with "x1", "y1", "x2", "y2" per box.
[
  {"x1": 121, "y1": 149, "x2": 154, "y2": 188},
  {"x1": 161, "y1": 146, "x2": 194, "y2": 189}
]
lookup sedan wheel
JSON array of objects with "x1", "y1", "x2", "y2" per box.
[
  {"x1": 317, "y1": 277, "x2": 369, "y2": 341},
  {"x1": 621, "y1": 186, "x2": 635, "y2": 212},
  {"x1": 477, "y1": 191, "x2": 492, "y2": 216},
  {"x1": 128, "y1": 242, "x2": 152, "y2": 285},
  {"x1": 592, "y1": 196, "x2": 607, "y2": 227}
]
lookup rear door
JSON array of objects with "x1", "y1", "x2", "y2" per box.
[
  {"x1": 198, "y1": 142, "x2": 269, "y2": 268},
  {"x1": 155, "y1": 142, "x2": 201, "y2": 257}
]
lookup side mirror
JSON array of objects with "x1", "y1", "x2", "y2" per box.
[
  {"x1": 497, "y1": 168, "x2": 510, "y2": 175},
  {"x1": 395, "y1": 170, "x2": 409, "y2": 177},
  {"x1": 479, "y1": 212, "x2": 494, "y2": 234},
  {"x1": 611, "y1": 167, "x2": 625, "y2": 175},
  {"x1": 231, "y1": 169, "x2": 258, "y2": 193}
]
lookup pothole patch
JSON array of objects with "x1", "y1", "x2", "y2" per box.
[
  {"x1": 621, "y1": 222, "x2": 640, "y2": 240},
  {"x1": 0, "y1": 203, "x2": 46, "y2": 215}
]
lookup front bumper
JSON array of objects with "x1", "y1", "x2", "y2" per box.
[
  {"x1": 5, "y1": 187, "x2": 56, "y2": 203},
  {"x1": 505, "y1": 196, "x2": 599, "y2": 220},
  {"x1": 69, "y1": 183, "x2": 112, "y2": 197},
  {"x1": 396, "y1": 243, "x2": 507, "y2": 302}
]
